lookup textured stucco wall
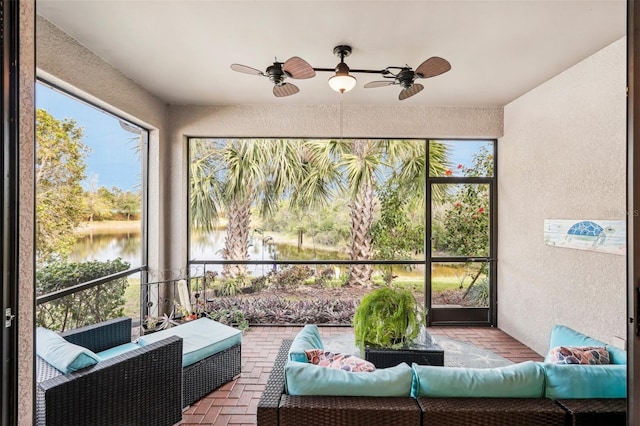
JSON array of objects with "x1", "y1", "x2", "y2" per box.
[
  {"x1": 169, "y1": 104, "x2": 503, "y2": 139},
  {"x1": 19, "y1": 3, "x2": 35, "y2": 424},
  {"x1": 165, "y1": 103, "x2": 503, "y2": 269},
  {"x1": 498, "y1": 37, "x2": 627, "y2": 355}
]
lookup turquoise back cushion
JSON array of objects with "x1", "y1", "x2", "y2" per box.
[
  {"x1": 606, "y1": 345, "x2": 627, "y2": 365},
  {"x1": 285, "y1": 361, "x2": 413, "y2": 396},
  {"x1": 411, "y1": 361, "x2": 545, "y2": 398},
  {"x1": 546, "y1": 324, "x2": 626, "y2": 365},
  {"x1": 36, "y1": 327, "x2": 101, "y2": 374},
  {"x1": 543, "y1": 363, "x2": 627, "y2": 399},
  {"x1": 96, "y1": 342, "x2": 141, "y2": 360},
  {"x1": 288, "y1": 325, "x2": 323, "y2": 363}
]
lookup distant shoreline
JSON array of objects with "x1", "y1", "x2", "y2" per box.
[
  {"x1": 75, "y1": 219, "x2": 348, "y2": 254},
  {"x1": 76, "y1": 220, "x2": 141, "y2": 235}
]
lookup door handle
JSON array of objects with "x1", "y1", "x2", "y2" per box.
[{"x1": 5, "y1": 308, "x2": 15, "y2": 328}]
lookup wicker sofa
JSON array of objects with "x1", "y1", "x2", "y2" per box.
[
  {"x1": 36, "y1": 317, "x2": 183, "y2": 426},
  {"x1": 257, "y1": 327, "x2": 627, "y2": 426}
]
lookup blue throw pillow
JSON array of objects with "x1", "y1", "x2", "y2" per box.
[
  {"x1": 411, "y1": 361, "x2": 545, "y2": 398},
  {"x1": 543, "y1": 363, "x2": 626, "y2": 399},
  {"x1": 285, "y1": 361, "x2": 412, "y2": 396},
  {"x1": 36, "y1": 327, "x2": 101, "y2": 374},
  {"x1": 288, "y1": 325, "x2": 323, "y2": 363}
]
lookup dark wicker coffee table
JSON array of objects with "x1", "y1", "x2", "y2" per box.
[{"x1": 364, "y1": 329, "x2": 444, "y2": 368}]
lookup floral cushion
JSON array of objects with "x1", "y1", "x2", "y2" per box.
[
  {"x1": 305, "y1": 349, "x2": 376, "y2": 372},
  {"x1": 548, "y1": 346, "x2": 610, "y2": 365}
]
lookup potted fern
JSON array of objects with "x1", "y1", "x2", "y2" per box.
[{"x1": 353, "y1": 286, "x2": 427, "y2": 350}]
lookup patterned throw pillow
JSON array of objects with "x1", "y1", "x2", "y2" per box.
[
  {"x1": 548, "y1": 346, "x2": 610, "y2": 365},
  {"x1": 305, "y1": 349, "x2": 376, "y2": 372}
]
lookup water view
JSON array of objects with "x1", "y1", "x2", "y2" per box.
[
  {"x1": 70, "y1": 225, "x2": 351, "y2": 273},
  {"x1": 70, "y1": 225, "x2": 426, "y2": 279}
]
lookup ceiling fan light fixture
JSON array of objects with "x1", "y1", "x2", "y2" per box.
[
  {"x1": 328, "y1": 45, "x2": 357, "y2": 94},
  {"x1": 328, "y1": 62, "x2": 357, "y2": 93}
]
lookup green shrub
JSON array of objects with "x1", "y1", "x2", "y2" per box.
[
  {"x1": 271, "y1": 265, "x2": 315, "y2": 290},
  {"x1": 219, "y1": 275, "x2": 249, "y2": 296},
  {"x1": 36, "y1": 258, "x2": 131, "y2": 331},
  {"x1": 466, "y1": 279, "x2": 489, "y2": 307}
]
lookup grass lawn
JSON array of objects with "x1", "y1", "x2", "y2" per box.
[{"x1": 124, "y1": 278, "x2": 141, "y2": 319}]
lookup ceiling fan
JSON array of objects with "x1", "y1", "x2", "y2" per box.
[
  {"x1": 230, "y1": 56, "x2": 315, "y2": 97},
  {"x1": 230, "y1": 46, "x2": 451, "y2": 100},
  {"x1": 364, "y1": 57, "x2": 452, "y2": 100}
]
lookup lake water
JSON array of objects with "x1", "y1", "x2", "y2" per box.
[
  {"x1": 70, "y1": 231, "x2": 144, "y2": 267},
  {"x1": 70, "y1": 229, "x2": 424, "y2": 278},
  {"x1": 70, "y1": 229, "x2": 348, "y2": 271}
]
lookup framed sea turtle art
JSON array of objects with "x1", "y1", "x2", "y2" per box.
[{"x1": 544, "y1": 219, "x2": 626, "y2": 255}]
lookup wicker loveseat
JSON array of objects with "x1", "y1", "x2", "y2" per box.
[
  {"x1": 36, "y1": 317, "x2": 183, "y2": 426},
  {"x1": 257, "y1": 325, "x2": 627, "y2": 426}
]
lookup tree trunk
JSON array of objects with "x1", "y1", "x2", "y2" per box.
[
  {"x1": 462, "y1": 264, "x2": 487, "y2": 299},
  {"x1": 348, "y1": 141, "x2": 375, "y2": 287},
  {"x1": 222, "y1": 198, "x2": 252, "y2": 278}
]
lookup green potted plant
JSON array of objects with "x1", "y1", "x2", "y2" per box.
[{"x1": 353, "y1": 286, "x2": 427, "y2": 351}]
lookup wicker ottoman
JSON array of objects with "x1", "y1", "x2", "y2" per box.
[{"x1": 138, "y1": 318, "x2": 242, "y2": 407}]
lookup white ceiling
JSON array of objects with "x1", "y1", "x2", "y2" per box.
[{"x1": 36, "y1": 0, "x2": 626, "y2": 107}]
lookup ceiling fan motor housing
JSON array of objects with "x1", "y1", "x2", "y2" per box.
[
  {"x1": 397, "y1": 68, "x2": 416, "y2": 88},
  {"x1": 266, "y1": 63, "x2": 287, "y2": 84}
]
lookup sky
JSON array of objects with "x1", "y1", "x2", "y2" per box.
[
  {"x1": 36, "y1": 83, "x2": 142, "y2": 192},
  {"x1": 442, "y1": 140, "x2": 492, "y2": 176}
]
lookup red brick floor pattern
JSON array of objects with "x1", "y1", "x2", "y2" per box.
[{"x1": 177, "y1": 326, "x2": 543, "y2": 426}]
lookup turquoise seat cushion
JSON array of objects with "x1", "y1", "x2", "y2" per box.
[
  {"x1": 288, "y1": 325, "x2": 324, "y2": 363},
  {"x1": 137, "y1": 318, "x2": 242, "y2": 367},
  {"x1": 97, "y1": 342, "x2": 141, "y2": 360},
  {"x1": 285, "y1": 361, "x2": 412, "y2": 397},
  {"x1": 543, "y1": 363, "x2": 627, "y2": 399},
  {"x1": 411, "y1": 361, "x2": 545, "y2": 398},
  {"x1": 36, "y1": 327, "x2": 101, "y2": 374},
  {"x1": 545, "y1": 324, "x2": 626, "y2": 365}
]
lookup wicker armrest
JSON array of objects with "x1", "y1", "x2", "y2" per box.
[
  {"x1": 61, "y1": 316, "x2": 133, "y2": 352},
  {"x1": 37, "y1": 334, "x2": 183, "y2": 426},
  {"x1": 257, "y1": 339, "x2": 293, "y2": 426}
]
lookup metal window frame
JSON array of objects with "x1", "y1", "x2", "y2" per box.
[
  {"x1": 627, "y1": 1, "x2": 639, "y2": 422},
  {"x1": 426, "y1": 139, "x2": 498, "y2": 326}
]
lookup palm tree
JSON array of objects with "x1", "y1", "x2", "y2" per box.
[
  {"x1": 190, "y1": 138, "x2": 334, "y2": 278},
  {"x1": 321, "y1": 139, "x2": 449, "y2": 287}
]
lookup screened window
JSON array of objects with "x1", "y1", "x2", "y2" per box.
[{"x1": 35, "y1": 80, "x2": 147, "y2": 330}]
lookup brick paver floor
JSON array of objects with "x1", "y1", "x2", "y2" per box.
[{"x1": 177, "y1": 326, "x2": 543, "y2": 426}]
